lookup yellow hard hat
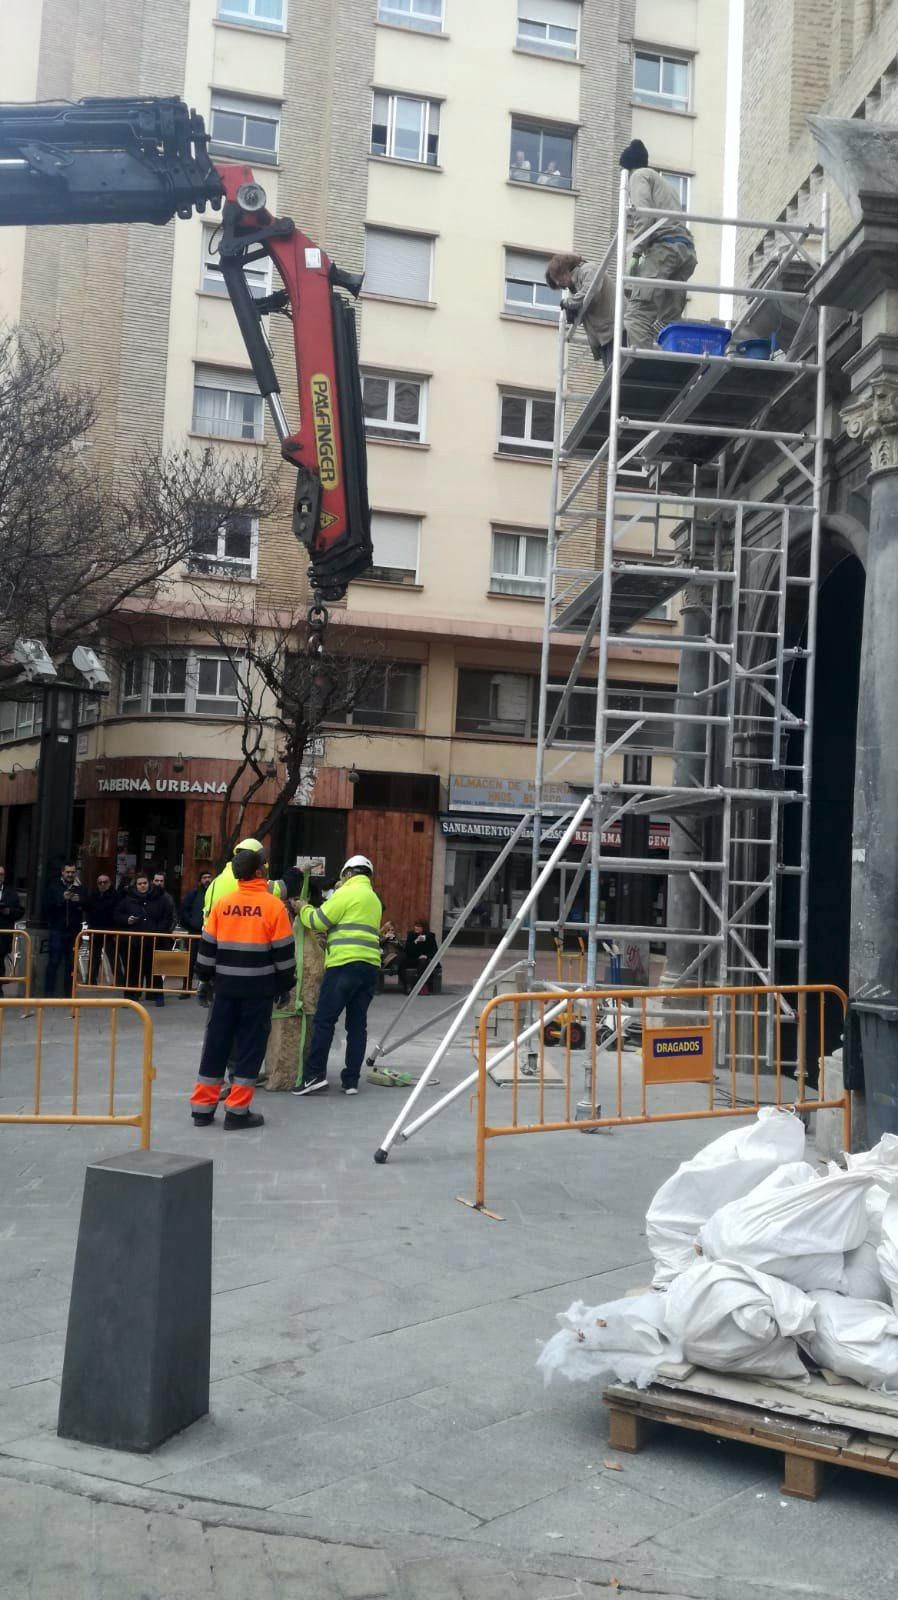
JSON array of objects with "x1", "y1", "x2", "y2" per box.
[{"x1": 235, "y1": 837, "x2": 266, "y2": 856}]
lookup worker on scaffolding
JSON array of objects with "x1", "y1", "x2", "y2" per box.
[
  {"x1": 545, "y1": 253, "x2": 617, "y2": 369},
  {"x1": 619, "y1": 139, "x2": 697, "y2": 349}
]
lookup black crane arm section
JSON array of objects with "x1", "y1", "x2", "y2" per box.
[{"x1": 0, "y1": 95, "x2": 371, "y2": 605}]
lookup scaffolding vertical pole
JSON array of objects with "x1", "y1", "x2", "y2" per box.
[
  {"x1": 585, "y1": 167, "x2": 630, "y2": 987},
  {"x1": 527, "y1": 311, "x2": 570, "y2": 988},
  {"x1": 797, "y1": 193, "x2": 830, "y2": 995}
]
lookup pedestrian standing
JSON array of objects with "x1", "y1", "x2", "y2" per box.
[
  {"x1": 293, "y1": 855, "x2": 383, "y2": 1097},
  {"x1": 83, "y1": 873, "x2": 121, "y2": 985},
  {"x1": 43, "y1": 862, "x2": 85, "y2": 996},
  {"x1": 150, "y1": 870, "x2": 177, "y2": 1007},
  {"x1": 189, "y1": 842, "x2": 294, "y2": 1130},
  {"x1": 619, "y1": 139, "x2": 697, "y2": 349},
  {"x1": 0, "y1": 865, "x2": 22, "y2": 976},
  {"x1": 114, "y1": 872, "x2": 168, "y2": 1001},
  {"x1": 180, "y1": 870, "x2": 213, "y2": 988}
]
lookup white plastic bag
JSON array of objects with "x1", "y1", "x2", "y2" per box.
[
  {"x1": 645, "y1": 1108, "x2": 806, "y2": 1286},
  {"x1": 877, "y1": 1195, "x2": 898, "y2": 1316},
  {"x1": 841, "y1": 1241, "x2": 890, "y2": 1303},
  {"x1": 698, "y1": 1164, "x2": 871, "y2": 1290},
  {"x1": 799, "y1": 1291, "x2": 898, "y2": 1391},
  {"x1": 663, "y1": 1259, "x2": 814, "y2": 1379},
  {"x1": 845, "y1": 1134, "x2": 898, "y2": 1174},
  {"x1": 538, "y1": 1292, "x2": 680, "y2": 1390}
]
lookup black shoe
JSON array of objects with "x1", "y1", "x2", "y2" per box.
[
  {"x1": 224, "y1": 1110, "x2": 265, "y2": 1130},
  {"x1": 192, "y1": 1109, "x2": 216, "y2": 1126},
  {"x1": 292, "y1": 1077, "x2": 328, "y2": 1097}
]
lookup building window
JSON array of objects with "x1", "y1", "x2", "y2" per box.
[
  {"x1": 490, "y1": 529, "x2": 547, "y2": 596},
  {"x1": 217, "y1": 0, "x2": 286, "y2": 29},
  {"x1": 209, "y1": 93, "x2": 280, "y2": 164},
  {"x1": 121, "y1": 658, "x2": 143, "y2": 712},
  {"x1": 364, "y1": 227, "x2": 434, "y2": 302},
  {"x1": 497, "y1": 390, "x2": 554, "y2": 458},
  {"x1": 544, "y1": 680, "x2": 596, "y2": 742},
  {"x1": 659, "y1": 170, "x2": 691, "y2": 208},
  {"x1": 371, "y1": 92, "x2": 440, "y2": 165},
  {"x1": 516, "y1": 0, "x2": 580, "y2": 58},
  {"x1": 504, "y1": 250, "x2": 562, "y2": 320},
  {"x1": 120, "y1": 653, "x2": 242, "y2": 718},
  {"x1": 367, "y1": 511, "x2": 421, "y2": 584},
  {"x1": 189, "y1": 506, "x2": 259, "y2": 578},
  {"x1": 377, "y1": 0, "x2": 444, "y2": 32},
  {"x1": 0, "y1": 697, "x2": 43, "y2": 744},
  {"x1": 150, "y1": 657, "x2": 188, "y2": 716},
  {"x1": 362, "y1": 371, "x2": 428, "y2": 444},
  {"x1": 192, "y1": 366, "x2": 264, "y2": 441},
  {"x1": 455, "y1": 669, "x2": 537, "y2": 738},
  {"x1": 195, "y1": 657, "x2": 241, "y2": 716},
  {"x1": 201, "y1": 229, "x2": 273, "y2": 299},
  {"x1": 633, "y1": 50, "x2": 691, "y2": 114},
  {"x1": 509, "y1": 118, "x2": 575, "y2": 188},
  {"x1": 347, "y1": 664, "x2": 421, "y2": 729}
]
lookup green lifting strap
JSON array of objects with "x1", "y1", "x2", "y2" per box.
[{"x1": 271, "y1": 871, "x2": 312, "y2": 1087}]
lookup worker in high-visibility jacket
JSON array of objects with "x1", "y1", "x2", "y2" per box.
[
  {"x1": 293, "y1": 854, "x2": 383, "y2": 1097},
  {"x1": 190, "y1": 841, "x2": 295, "y2": 1130},
  {"x1": 203, "y1": 838, "x2": 290, "y2": 920}
]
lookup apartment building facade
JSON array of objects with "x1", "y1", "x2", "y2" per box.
[{"x1": 0, "y1": 0, "x2": 729, "y2": 943}]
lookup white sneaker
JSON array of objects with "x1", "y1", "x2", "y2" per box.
[{"x1": 342, "y1": 1086, "x2": 359, "y2": 1096}]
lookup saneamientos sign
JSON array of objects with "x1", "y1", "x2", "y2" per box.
[{"x1": 98, "y1": 777, "x2": 229, "y2": 795}]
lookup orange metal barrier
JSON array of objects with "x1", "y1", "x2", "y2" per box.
[
  {"x1": 474, "y1": 985, "x2": 850, "y2": 1211},
  {"x1": 0, "y1": 997, "x2": 155, "y2": 1148},
  {"x1": 72, "y1": 928, "x2": 201, "y2": 999},
  {"x1": 0, "y1": 929, "x2": 32, "y2": 999}
]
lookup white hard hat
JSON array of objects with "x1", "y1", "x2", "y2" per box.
[{"x1": 341, "y1": 854, "x2": 374, "y2": 877}]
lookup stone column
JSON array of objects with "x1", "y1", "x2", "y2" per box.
[
  {"x1": 661, "y1": 581, "x2": 712, "y2": 989},
  {"x1": 842, "y1": 378, "x2": 898, "y2": 1008}
]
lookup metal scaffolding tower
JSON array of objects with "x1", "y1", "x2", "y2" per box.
[
  {"x1": 527, "y1": 173, "x2": 830, "y2": 1061},
  {"x1": 373, "y1": 177, "x2": 830, "y2": 1161}
]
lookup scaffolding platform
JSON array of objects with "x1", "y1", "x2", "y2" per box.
[{"x1": 565, "y1": 346, "x2": 818, "y2": 465}]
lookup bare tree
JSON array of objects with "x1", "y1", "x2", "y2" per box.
[
  {"x1": 154, "y1": 583, "x2": 385, "y2": 865},
  {"x1": 0, "y1": 325, "x2": 276, "y2": 682}
]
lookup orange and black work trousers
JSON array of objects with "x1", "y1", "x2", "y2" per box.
[{"x1": 190, "y1": 992, "x2": 273, "y2": 1117}]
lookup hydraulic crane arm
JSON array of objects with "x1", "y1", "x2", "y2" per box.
[{"x1": 0, "y1": 96, "x2": 371, "y2": 603}]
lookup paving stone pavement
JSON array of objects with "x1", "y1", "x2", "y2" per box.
[{"x1": 1, "y1": 992, "x2": 896, "y2": 1599}]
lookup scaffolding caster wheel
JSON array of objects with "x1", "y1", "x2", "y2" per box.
[{"x1": 374, "y1": 1147, "x2": 389, "y2": 1164}]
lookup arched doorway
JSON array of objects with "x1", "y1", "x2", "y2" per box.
[{"x1": 778, "y1": 527, "x2": 865, "y2": 1071}]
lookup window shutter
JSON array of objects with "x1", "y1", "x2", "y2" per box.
[
  {"x1": 365, "y1": 229, "x2": 432, "y2": 300},
  {"x1": 519, "y1": 0, "x2": 579, "y2": 24},
  {"x1": 505, "y1": 249, "x2": 547, "y2": 285},
  {"x1": 372, "y1": 512, "x2": 420, "y2": 572},
  {"x1": 194, "y1": 365, "x2": 259, "y2": 394}
]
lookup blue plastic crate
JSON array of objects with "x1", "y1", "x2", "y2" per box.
[{"x1": 657, "y1": 322, "x2": 732, "y2": 356}]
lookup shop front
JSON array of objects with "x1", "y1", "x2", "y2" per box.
[{"x1": 441, "y1": 775, "x2": 670, "y2": 946}]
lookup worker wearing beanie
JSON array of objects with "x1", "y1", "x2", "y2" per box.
[
  {"x1": 619, "y1": 138, "x2": 697, "y2": 349},
  {"x1": 293, "y1": 854, "x2": 383, "y2": 1097},
  {"x1": 189, "y1": 842, "x2": 295, "y2": 1130}
]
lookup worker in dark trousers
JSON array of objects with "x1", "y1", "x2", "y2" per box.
[
  {"x1": 293, "y1": 854, "x2": 383, "y2": 1096},
  {"x1": 189, "y1": 841, "x2": 294, "y2": 1131}
]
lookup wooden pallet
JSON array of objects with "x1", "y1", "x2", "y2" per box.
[{"x1": 603, "y1": 1381, "x2": 898, "y2": 1501}]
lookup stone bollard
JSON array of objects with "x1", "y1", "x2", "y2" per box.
[{"x1": 58, "y1": 1149, "x2": 212, "y2": 1452}]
